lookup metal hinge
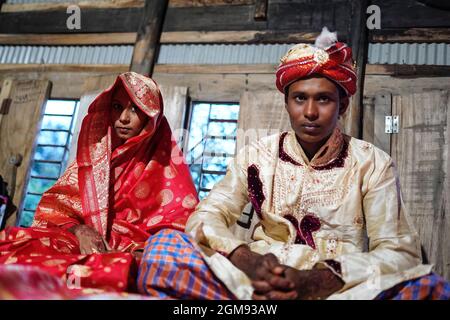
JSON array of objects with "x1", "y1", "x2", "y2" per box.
[{"x1": 385, "y1": 116, "x2": 399, "y2": 134}]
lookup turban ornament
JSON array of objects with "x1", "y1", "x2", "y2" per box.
[{"x1": 276, "y1": 27, "x2": 357, "y2": 97}]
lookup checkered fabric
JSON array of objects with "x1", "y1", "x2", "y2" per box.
[
  {"x1": 375, "y1": 273, "x2": 450, "y2": 300},
  {"x1": 137, "y1": 229, "x2": 235, "y2": 300}
]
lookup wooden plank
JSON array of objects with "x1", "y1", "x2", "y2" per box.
[
  {"x1": 1, "y1": 0, "x2": 255, "y2": 12},
  {"x1": 0, "y1": 71, "x2": 123, "y2": 100},
  {"x1": 342, "y1": 0, "x2": 369, "y2": 139},
  {"x1": 370, "y1": 28, "x2": 450, "y2": 43},
  {"x1": 0, "y1": 30, "x2": 326, "y2": 45},
  {"x1": 237, "y1": 90, "x2": 289, "y2": 150},
  {"x1": 373, "y1": 92, "x2": 391, "y2": 154},
  {"x1": 0, "y1": 8, "x2": 142, "y2": 33},
  {"x1": 160, "y1": 30, "x2": 322, "y2": 43},
  {"x1": 418, "y1": 0, "x2": 450, "y2": 10},
  {"x1": 366, "y1": 65, "x2": 450, "y2": 77},
  {"x1": 3, "y1": 28, "x2": 445, "y2": 45},
  {"x1": 254, "y1": 0, "x2": 268, "y2": 21},
  {"x1": 170, "y1": 0, "x2": 254, "y2": 7},
  {"x1": 350, "y1": 0, "x2": 369, "y2": 139},
  {"x1": 362, "y1": 96, "x2": 375, "y2": 144},
  {"x1": 159, "y1": 85, "x2": 188, "y2": 143},
  {"x1": 0, "y1": 79, "x2": 51, "y2": 227},
  {"x1": 0, "y1": 33, "x2": 137, "y2": 45},
  {"x1": 0, "y1": 66, "x2": 273, "y2": 102},
  {"x1": 154, "y1": 64, "x2": 276, "y2": 74},
  {"x1": 131, "y1": 0, "x2": 169, "y2": 75},
  {"x1": 0, "y1": 64, "x2": 129, "y2": 73},
  {"x1": 364, "y1": 75, "x2": 450, "y2": 97},
  {"x1": 0, "y1": 78, "x2": 13, "y2": 127},
  {"x1": 390, "y1": 91, "x2": 449, "y2": 280},
  {"x1": 0, "y1": 2, "x2": 350, "y2": 34},
  {"x1": 0, "y1": 5, "x2": 264, "y2": 34},
  {"x1": 268, "y1": 1, "x2": 351, "y2": 33},
  {"x1": 372, "y1": 0, "x2": 450, "y2": 29},
  {"x1": 1, "y1": 0, "x2": 449, "y2": 34},
  {"x1": 153, "y1": 72, "x2": 250, "y2": 102},
  {"x1": 1, "y1": 0, "x2": 144, "y2": 13},
  {"x1": 163, "y1": 4, "x2": 266, "y2": 32}
]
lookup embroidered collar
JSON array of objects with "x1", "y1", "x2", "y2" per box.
[{"x1": 279, "y1": 127, "x2": 349, "y2": 170}]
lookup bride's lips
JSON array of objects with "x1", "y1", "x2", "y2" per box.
[{"x1": 116, "y1": 127, "x2": 131, "y2": 134}]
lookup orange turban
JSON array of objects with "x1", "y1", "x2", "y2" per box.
[{"x1": 276, "y1": 29, "x2": 357, "y2": 97}]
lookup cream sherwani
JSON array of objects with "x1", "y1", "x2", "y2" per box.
[{"x1": 185, "y1": 128, "x2": 432, "y2": 300}]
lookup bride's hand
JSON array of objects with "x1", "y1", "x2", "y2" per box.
[{"x1": 69, "y1": 225, "x2": 107, "y2": 254}]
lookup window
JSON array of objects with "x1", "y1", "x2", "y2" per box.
[
  {"x1": 18, "y1": 99, "x2": 79, "y2": 227},
  {"x1": 186, "y1": 102, "x2": 240, "y2": 200}
]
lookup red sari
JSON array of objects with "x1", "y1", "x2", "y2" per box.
[{"x1": 0, "y1": 72, "x2": 199, "y2": 293}]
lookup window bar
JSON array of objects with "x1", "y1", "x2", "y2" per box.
[
  {"x1": 40, "y1": 128, "x2": 71, "y2": 133},
  {"x1": 44, "y1": 113, "x2": 73, "y2": 117},
  {"x1": 201, "y1": 169, "x2": 226, "y2": 175},
  {"x1": 208, "y1": 119, "x2": 238, "y2": 123},
  {"x1": 202, "y1": 151, "x2": 234, "y2": 158},
  {"x1": 33, "y1": 159, "x2": 63, "y2": 165},
  {"x1": 197, "y1": 103, "x2": 212, "y2": 193},
  {"x1": 30, "y1": 175, "x2": 58, "y2": 181},
  {"x1": 27, "y1": 192, "x2": 44, "y2": 196},
  {"x1": 37, "y1": 143, "x2": 68, "y2": 148},
  {"x1": 59, "y1": 101, "x2": 78, "y2": 175},
  {"x1": 205, "y1": 135, "x2": 236, "y2": 140}
]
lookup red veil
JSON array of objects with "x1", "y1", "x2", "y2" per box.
[{"x1": 0, "y1": 72, "x2": 199, "y2": 293}]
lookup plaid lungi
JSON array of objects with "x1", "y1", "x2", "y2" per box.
[
  {"x1": 137, "y1": 229, "x2": 235, "y2": 299},
  {"x1": 375, "y1": 273, "x2": 450, "y2": 300}
]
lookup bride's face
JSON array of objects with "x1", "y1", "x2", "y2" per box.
[{"x1": 110, "y1": 86, "x2": 148, "y2": 142}]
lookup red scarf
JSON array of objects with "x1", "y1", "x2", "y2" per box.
[{"x1": 33, "y1": 72, "x2": 199, "y2": 252}]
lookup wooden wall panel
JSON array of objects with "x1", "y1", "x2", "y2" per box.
[
  {"x1": 0, "y1": 79, "x2": 51, "y2": 226},
  {"x1": 237, "y1": 90, "x2": 289, "y2": 150},
  {"x1": 159, "y1": 85, "x2": 188, "y2": 144},
  {"x1": 0, "y1": 0, "x2": 352, "y2": 35},
  {"x1": 391, "y1": 90, "x2": 449, "y2": 280},
  {"x1": 371, "y1": 0, "x2": 450, "y2": 29}
]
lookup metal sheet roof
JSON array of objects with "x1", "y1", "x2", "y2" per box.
[
  {"x1": 157, "y1": 43, "x2": 450, "y2": 65},
  {"x1": 1, "y1": 43, "x2": 449, "y2": 66},
  {"x1": 157, "y1": 43, "x2": 293, "y2": 65},
  {"x1": 368, "y1": 43, "x2": 450, "y2": 65},
  {"x1": 0, "y1": 45, "x2": 133, "y2": 64}
]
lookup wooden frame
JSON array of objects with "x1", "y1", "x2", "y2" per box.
[
  {"x1": 0, "y1": 31, "x2": 323, "y2": 45},
  {"x1": 0, "y1": 64, "x2": 129, "y2": 73},
  {"x1": 0, "y1": 0, "x2": 255, "y2": 12},
  {"x1": 0, "y1": 33, "x2": 137, "y2": 45}
]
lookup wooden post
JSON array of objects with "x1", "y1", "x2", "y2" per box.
[
  {"x1": 254, "y1": 0, "x2": 268, "y2": 21},
  {"x1": 130, "y1": 0, "x2": 168, "y2": 76},
  {"x1": 345, "y1": 0, "x2": 370, "y2": 139}
]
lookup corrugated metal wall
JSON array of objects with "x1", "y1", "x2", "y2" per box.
[
  {"x1": 0, "y1": 45, "x2": 134, "y2": 64},
  {"x1": 368, "y1": 43, "x2": 450, "y2": 65},
  {"x1": 158, "y1": 43, "x2": 450, "y2": 65},
  {"x1": 0, "y1": 43, "x2": 449, "y2": 65},
  {"x1": 157, "y1": 44, "x2": 293, "y2": 64}
]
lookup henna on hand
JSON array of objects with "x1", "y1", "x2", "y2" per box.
[
  {"x1": 68, "y1": 225, "x2": 107, "y2": 255},
  {"x1": 284, "y1": 267, "x2": 344, "y2": 300},
  {"x1": 229, "y1": 246, "x2": 297, "y2": 299}
]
